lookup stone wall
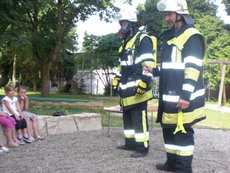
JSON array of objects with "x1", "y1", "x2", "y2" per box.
[{"x1": 0, "y1": 113, "x2": 102, "y2": 145}]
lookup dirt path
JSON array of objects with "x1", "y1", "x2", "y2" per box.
[{"x1": 0, "y1": 128, "x2": 229, "y2": 173}]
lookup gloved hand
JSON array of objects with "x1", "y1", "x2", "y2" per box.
[
  {"x1": 112, "y1": 77, "x2": 120, "y2": 91},
  {"x1": 135, "y1": 81, "x2": 147, "y2": 95}
]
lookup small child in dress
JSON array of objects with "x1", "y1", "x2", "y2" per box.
[
  {"x1": 18, "y1": 85, "x2": 44, "y2": 141},
  {"x1": 0, "y1": 110, "x2": 19, "y2": 147},
  {"x1": 2, "y1": 84, "x2": 32, "y2": 144}
]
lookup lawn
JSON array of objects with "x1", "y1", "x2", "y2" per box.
[{"x1": 0, "y1": 89, "x2": 229, "y2": 130}]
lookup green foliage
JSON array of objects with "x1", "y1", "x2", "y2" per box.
[
  {"x1": 0, "y1": 0, "x2": 120, "y2": 94},
  {"x1": 82, "y1": 33, "x2": 121, "y2": 69}
]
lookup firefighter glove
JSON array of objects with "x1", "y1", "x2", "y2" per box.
[
  {"x1": 112, "y1": 77, "x2": 120, "y2": 91},
  {"x1": 135, "y1": 81, "x2": 147, "y2": 95}
]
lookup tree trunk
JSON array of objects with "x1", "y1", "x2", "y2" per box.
[
  {"x1": 40, "y1": 0, "x2": 64, "y2": 96},
  {"x1": 32, "y1": 78, "x2": 37, "y2": 92},
  {"x1": 41, "y1": 62, "x2": 50, "y2": 97},
  {"x1": 12, "y1": 55, "x2": 17, "y2": 85}
]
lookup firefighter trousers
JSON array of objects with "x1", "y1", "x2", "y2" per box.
[
  {"x1": 162, "y1": 127, "x2": 194, "y2": 173},
  {"x1": 122, "y1": 101, "x2": 149, "y2": 153}
]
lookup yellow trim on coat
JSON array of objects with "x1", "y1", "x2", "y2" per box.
[
  {"x1": 162, "y1": 107, "x2": 205, "y2": 124},
  {"x1": 185, "y1": 67, "x2": 200, "y2": 81},
  {"x1": 121, "y1": 90, "x2": 153, "y2": 107}
]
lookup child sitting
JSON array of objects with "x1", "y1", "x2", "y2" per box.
[
  {"x1": 2, "y1": 84, "x2": 33, "y2": 144},
  {"x1": 0, "y1": 142, "x2": 9, "y2": 154},
  {"x1": 0, "y1": 110, "x2": 19, "y2": 147},
  {"x1": 18, "y1": 85, "x2": 44, "y2": 141}
]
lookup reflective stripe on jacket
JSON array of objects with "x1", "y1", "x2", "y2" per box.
[
  {"x1": 117, "y1": 31, "x2": 155, "y2": 109},
  {"x1": 156, "y1": 26, "x2": 206, "y2": 127}
]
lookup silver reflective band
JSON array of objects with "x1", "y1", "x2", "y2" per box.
[
  {"x1": 190, "y1": 89, "x2": 205, "y2": 100},
  {"x1": 120, "y1": 80, "x2": 140, "y2": 90},
  {"x1": 142, "y1": 70, "x2": 153, "y2": 77},
  {"x1": 162, "y1": 62, "x2": 185, "y2": 69},
  {"x1": 184, "y1": 56, "x2": 203, "y2": 66},
  {"x1": 124, "y1": 130, "x2": 135, "y2": 135},
  {"x1": 120, "y1": 55, "x2": 133, "y2": 66},
  {"x1": 163, "y1": 94, "x2": 180, "y2": 102},
  {"x1": 115, "y1": 72, "x2": 121, "y2": 77},
  {"x1": 171, "y1": 46, "x2": 177, "y2": 62},
  {"x1": 183, "y1": 84, "x2": 195, "y2": 92},
  {"x1": 135, "y1": 132, "x2": 149, "y2": 138},
  {"x1": 135, "y1": 53, "x2": 153, "y2": 64},
  {"x1": 165, "y1": 144, "x2": 194, "y2": 152}
]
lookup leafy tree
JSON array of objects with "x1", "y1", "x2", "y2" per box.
[
  {"x1": 0, "y1": 0, "x2": 120, "y2": 97},
  {"x1": 80, "y1": 33, "x2": 121, "y2": 90}
]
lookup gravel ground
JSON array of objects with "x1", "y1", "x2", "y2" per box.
[{"x1": 0, "y1": 127, "x2": 229, "y2": 173}]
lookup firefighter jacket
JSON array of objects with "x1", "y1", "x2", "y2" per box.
[
  {"x1": 155, "y1": 25, "x2": 206, "y2": 128},
  {"x1": 115, "y1": 31, "x2": 156, "y2": 110}
]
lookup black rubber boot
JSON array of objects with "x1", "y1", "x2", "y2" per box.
[
  {"x1": 130, "y1": 151, "x2": 148, "y2": 158},
  {"x1": 116, "y1": 145, "x2": 135, "y2": 151},
  {"x1": 156, "y1": 162, "x2": 175, "y2": 172}
]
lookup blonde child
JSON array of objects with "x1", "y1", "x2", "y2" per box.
[
  {"x1": 18, "y1": 85, "x2": 44, "y2": 141},
  {"x1": 0, "y1": 110, "x2": 18, "y2": 148},
  {"x1": 2, "y1": 84, "x2": 32, "y2": 144}
]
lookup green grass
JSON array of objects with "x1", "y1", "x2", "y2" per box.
[
  {"x1": 195, "y1": 109, "x2": 230, "y2": 130},
  {"x1": 0, "y1": 89, "x2": 229, "y2": 130}
]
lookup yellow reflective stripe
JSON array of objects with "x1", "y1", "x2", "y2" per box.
[
  {"x1": 162, "y1": 107, "x2": 205, "y2": 124},
  {"x1": 143, "y1": 61, "x2": 155, "y2": 67},
  {"x1": 167, "y1": 28, "x2": 201, "y2": 50},
  {"x1": 176, "y1": 47, "x2": 182, "y2": 63},
  {"x1": 185, "y1": 67, "x2": 200, "y2": 81},
  {"x1": 165, "y1": 144, "x2": 194, "y2": 156},
  {"x1": 122, "y1": 90, "x2": 153, "y2": 107},
  {"x1": 166, "y1": 149, "x2": 194, "y2": 156},
  {"x1": 134, "y1": 110, "x2": 149, "y2": 147},
  {"x1": 135, "y1": 132, "x2": 149, "y2": 142},
  {"x1": 125, "y1": 32, "x2": 141, "y2": 50},
  {"x1": 143, "y1": 110, "x2": 149, "y2": 148},
  {"x1": 171, "y1": 46, "x2": 182, "y2": 63},
  {"x1": 117, "y1": 65, "x2": 121, "y2": 72},
  {"x1": 150, "y1": 36, "x2": 157, "y2": 68},
  {"x1": 165, "y1": 144, "x2": 194, "y2": 152},
  {"x1": 139, "y1": 81, "x2": 147, "y2": 88},
  {"x1": 124, "y1": 130, "x2": 135, "y2": 138}
]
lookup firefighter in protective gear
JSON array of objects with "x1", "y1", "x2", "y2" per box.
[
  {"x1": 143, "y1": 0, "x2": 206, "y2": 172},
  {"x1": 113, "y1": 11, "x2": 156, "y2": 158}
]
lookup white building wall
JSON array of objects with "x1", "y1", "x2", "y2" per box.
[{"x1": 73, "y1": 68, "x2": 117, "y2": 95}]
